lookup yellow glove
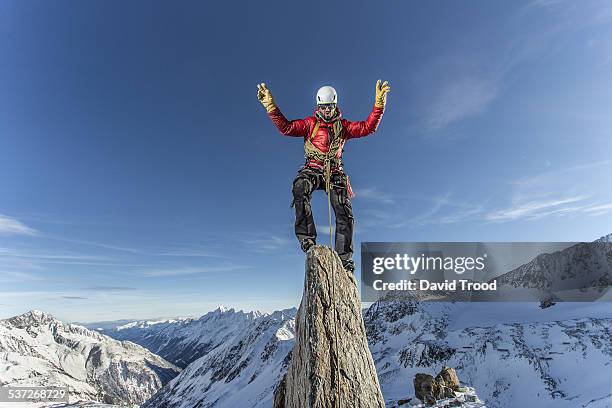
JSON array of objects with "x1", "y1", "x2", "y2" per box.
[
  {"x1": 374, "y1": 79, "x2": 391, "y2": 109},
  {"x1": 257, "y1": 83, "x2": 277, "y2": 113}
]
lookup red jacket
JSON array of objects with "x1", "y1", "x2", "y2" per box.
[{"x1": 267, "y1": 105, "x2": 384, "y2": 169}]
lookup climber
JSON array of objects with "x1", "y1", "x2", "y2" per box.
[{"x1": 257, "y1": 80, "x2": 390, "y2": 273}]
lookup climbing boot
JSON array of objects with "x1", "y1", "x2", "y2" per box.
[
  {"x1": 342, "y1": 259, "x2": 355, "y2": 273},
  {"x1": 300, "y1": 239, "x2": 316, "y2": 253}
]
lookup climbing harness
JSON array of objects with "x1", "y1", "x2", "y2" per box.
[{"x1": 304, "y1": 118, "x2": 343, "y2": 246}]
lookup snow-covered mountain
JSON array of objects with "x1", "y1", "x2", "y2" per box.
[
  {"x1": 40, "y1": 404, "x2": 120, "y2": 408},
  {"x1": 365, "y1": 292, "x2": 612, "y2": 408},
  {"x1": 77, "y1": 319, "x2": 139, "y2": 333},
  {"x1": 142, "y1": 308, "x2": 296, "y2": 408},
  {"x1": 94, "y1": 307, "x2": 265, "y2": 368},
  {"x1": 0, "y1": 310, "x2": 180, "y2": 406},
  {"x1": 13, "y1": 235, "x2": 608, "y2": 407},
  {"x1": 596, "y1": 232, "x2": 612, "y2": 243},
  {"x1": 85, "y1": 317, "x2": 193, "y2": 335},
  {"x1": 491, "y1": 236, "x2": 611, "y2": 300},
  {"x1": 138, "y1": 295, "x2": 611, "y2": 408}
]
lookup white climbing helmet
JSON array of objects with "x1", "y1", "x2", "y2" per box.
[{"x1": 316, "y1": 86, "x2": 338, "y2": 105}]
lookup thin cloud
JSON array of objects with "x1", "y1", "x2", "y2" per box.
[
  {"x1": 0, "y1": 290, "x2": 64, "y2": 298},
  {"x1": 361, "y1": 209, "x2": 393, "y2": 222},
  {"x1": 357, "y1": 188, "x2": 486, "y2": 230},
  {"x1": 407, "y1": 191, "x2": 453, "y2": 226},
  {"x1": 525, "y1": 0, "x2": 612, "y2": 24},
  {"x1": 363, "y1": 191, "x2": 484, "y2": 229},
  {"x1": 7, "y1": 253, "x2": 109, "y2": 261},
  {"x1": 512, "y1": 159, "x2": 612, "y2": 188},
  {"x1": 0, "y1": 270, "x2": 43, "y2": 282},
  {"x1": 36, "y1": 260, "x2": 153, "y2": 267},
  {"x1": 83, "y1": 286, "x2": 138, "y2": 292},
  {"x1": 423, "y1": 77, "x2": 498, "y2": 131},
  {"x1": 493, "y1": 159, "x2": 612, "y2": 222},
  {"x1": 0, "y1": 248, "x2": 110, "y2": 262},
  {"x1": 436, "y1": 205, "x2": 485, "y2": 224},
  {"x1": 582, "y1": 203, "x2": 612, "y2": 216},
  {"x1": 62, "y1": 296, "x2": 87, "y2": 300},
  {"x1": 409, "y1": 203, "x2": 484, "y2": 227},
  {"x1": 0, "y1": 215, "x2": 38, "y2": 236},
  {"x1": 419, "y1": 0, "x2": 612, "y2": 133},
  {"x1": 42, "y1": 234, "x2": 229, "y2": 259},
  {"x1": 142, "y1": 264, "x2": 248, "y2": 278},
  {"x1": 513, "y1": 159, "x2": 612, "y2": 188},
  {"x1": 354, "y1": 187, "x2": 395, "y2": 205},
  {"x1": 525, "y1": 0, "x2": 564, "y2": 9},
  {"x1": 485, "y1": 195, "x2": 588, "y2": 222},
  {"x1": 43, "y1": 235, "x2": 144, "y2": 254},
  {"x1": 157, "y1": 250, "x2": 227, "y2": 258},
  {"x1": 357, "y1": 209, "x2": 393, "y2": 233},
  {"x1": 0, "y1": 247, "x2": 151, "y2": 267},
  {"x1": 242, "y1": 234, "x2": 291, "y2": 253}
]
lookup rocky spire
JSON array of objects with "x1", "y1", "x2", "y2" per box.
[{"x1": 276, "y1": 246, "x2": 385, "y2": 408}]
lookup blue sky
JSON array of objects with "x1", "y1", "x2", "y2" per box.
[{"x1": 1, "y1": 0, "x2": 611, "y2": 321}]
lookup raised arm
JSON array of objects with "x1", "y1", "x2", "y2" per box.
[
  {"x1": 257, "y1": 83, "x2": 310, "y2": 137},
  {"x1": 344, "y1": 79, "x2": 390, "y2": 139}
]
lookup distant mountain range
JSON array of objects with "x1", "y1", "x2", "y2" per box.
[
  {"x1": 142, "y1": 308, "x2": 295, "y2": 408},
  {"x1": 490, "y1": 234, "x2": 611, "y2": 301},
  {"x1": 5, "y1": 301, "x2": 611, "y2": 408},
  {"x1": 86, "y1": 307, "x2": 267, "y2": 369},
  {"x1": 89, "y1": 300, "x2": 611, "y2": 407},
  {"x1": 0, "y1": 310, "x2": 180, "y2": 406},
  {"x1": 2, "y1": 234, "x2": 610, "y2": 407}
]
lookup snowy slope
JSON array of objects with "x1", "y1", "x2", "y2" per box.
[
  {"x1": 94, "y1": 307, "x2": 263, "y2": 368},
  {"x1": 45, "y1": 404, "x2": 121, "y2": 408},
  {"x1": 385, "y1": 387, "x2": 485, "y2": 408},
  {"x1": 0, "y1": 310, "x2": 180, "y2": 406},
  {"x1": 4, "y1": 402, "x2": 123, "y2": 408},
  {"x1": 142, "y1": 308, "x2": 296, "y2": 408},
  {"x1": 365, "y1": 293, "x2": 612, "y2": 408}
]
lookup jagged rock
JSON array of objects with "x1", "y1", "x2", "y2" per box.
[
  {"x1": 280, "y1": 246, "x2": 385, "y2": 408},
  {"x1": 386, "y1": 387, "x2": 484, "y2": 408},
  {"x1": 414, "y1": 373, "x2": 441, "y2": 405},
  {"x1": 540, "y1": 298, "x2": 556, "y2": 309},
  {"x1": 435, "y1": 366, "x2": 460, "y2": 391},
  {"x1": 273, "y1": 374, "x2": 287, "y2": 408},
  {"x1": 415, "y1": 367, "x2": 467, "y2": 405}
]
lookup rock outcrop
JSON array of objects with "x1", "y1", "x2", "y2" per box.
[
  {"x1": 382, "y1": 367, "x2": 484, "y2": 407},
  {"x1": 435, "y1": 366, "x2": 460, "y2": 391},
  {"x1": 278, "y1": 246, "x2": 385, "y2": 408},
  {"x1": 414, "y1": 367, "x2": 462, "y2": 405}
]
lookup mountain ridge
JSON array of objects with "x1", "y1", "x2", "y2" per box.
[{"x1": 0, "y1": 309, "x2": 181, "y2": 406}]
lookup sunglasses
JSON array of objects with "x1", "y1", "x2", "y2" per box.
[{"x1": 318, "y1": 104, "x2": 336, "y2": 111}]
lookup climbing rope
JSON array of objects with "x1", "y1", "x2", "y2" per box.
[
  {"x1": 323, "y1": 133, "x2": 342, "y2": 408},
  {"x1": 325, "y1": 157, "x2": 333, "y2": 248}
]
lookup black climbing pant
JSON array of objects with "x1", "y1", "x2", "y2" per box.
[{"x1": 291, "y1": 166, "x2": 354, "y2": 261}]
